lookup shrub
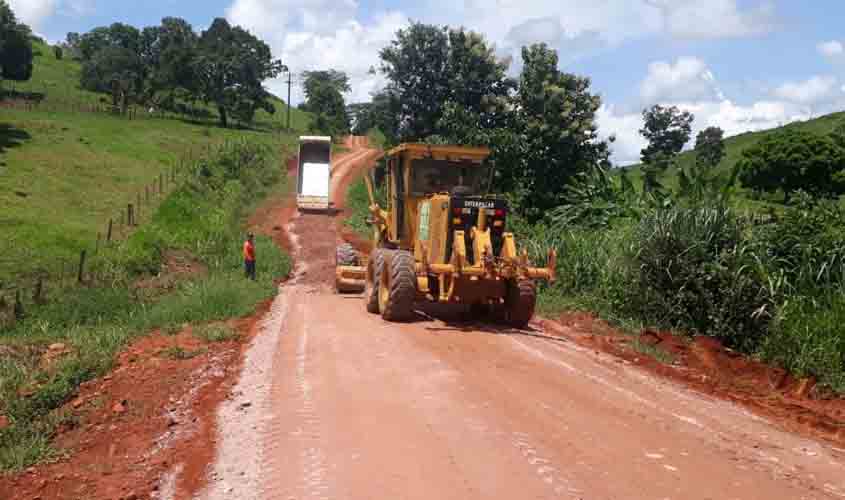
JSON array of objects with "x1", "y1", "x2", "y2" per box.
[{"x1": 627, "y1": 206, "x2": 771, "y2": 348}]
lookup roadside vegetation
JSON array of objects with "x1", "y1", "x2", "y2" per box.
[
  {"x1": 342, "y1": 20, "x2": 845, "y2": 394},
  {"x1": 0, "y1": 140, "x2": 292, "y2": 471}
]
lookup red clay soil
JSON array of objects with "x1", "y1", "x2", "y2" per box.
[
  {"x1": 0, "y1": 310, "x2": 269, "y2": 500},
  {"x1": 538, "y1": 313, "x2": 845, "y2": 447}
]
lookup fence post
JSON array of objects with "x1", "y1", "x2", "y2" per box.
[
  {"x1": 34, "y1": 277, "x2": 43, "y2": 304},
  {"x1": 159, "y1": 174, "x2": 163, "y2": 194},
  {"x1": 107, "y1": 218, "x2": 113, "y2": 242},
  {"x1": 14, "y1": 289, "x2": 24, "y2": 320},
  {"x1": 77, "y1": 250, "x2": 87, "y2": 283}
]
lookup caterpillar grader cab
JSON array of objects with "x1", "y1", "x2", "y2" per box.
[{"x1": 335, "y1": 143, "x2": 556, "y2": 328}]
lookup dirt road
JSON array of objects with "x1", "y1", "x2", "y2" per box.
[{"x1": 196, "y1": 138, "x2": 845, "y2": 500}]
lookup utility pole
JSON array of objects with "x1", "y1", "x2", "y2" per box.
[{"x1": 286, "y1": 70, "x2": 292, "y2": 131}]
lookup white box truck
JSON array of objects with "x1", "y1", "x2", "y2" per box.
[{"x1": 297, "y1": 136, "x2": 332, "y2": 212}]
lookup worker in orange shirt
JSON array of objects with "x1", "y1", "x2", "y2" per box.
[{"x1": 243, "y1": 233, "x2": 256, "y2": 280}]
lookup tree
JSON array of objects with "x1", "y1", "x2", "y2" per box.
[
  {"x1": 639, "y1": 104, "x2": 694, "y2": 193},
  {"x1": 193, "y1": 18, "x2": 284, "y2": 128},
  {"x1": 302, "y1": 69, "x2": 349, "y2": 107},
  {"x1": 738, "y1": 130, "x2": 845, "y2": 203},
  {"x1": 303, "y1": 71, "x2": 349, "y2": 137},
  {"x1": 146, "y1": 18, "x2": 199, "y2": 104},
  {"x1": 694, "y1": 126, "x2": 725, "y2": 170},
  {"x1": 0, "y1": 0, "x2": 33, "y2": 84},
  {"x1": 378, "y1": 22, "x2": 450, "y2": 140},
  {"x1": 499, "y1": 43, "x2": 611, "y2": 221},
  {"x1": 77, "y1": 23, "x2": 148, "y2": 113}
]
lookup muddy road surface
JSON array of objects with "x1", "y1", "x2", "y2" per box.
[{"x1": 195, "y1": 138, "x2": 845, "y2": 500}]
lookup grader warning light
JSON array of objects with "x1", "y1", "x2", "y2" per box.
[{"x1": 335, "y1": 143, "x2": 556, "y2": 328}]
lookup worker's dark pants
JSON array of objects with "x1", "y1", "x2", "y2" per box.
[{"x1": 245, "y1": 259, "x2": 256, "y2": 280}]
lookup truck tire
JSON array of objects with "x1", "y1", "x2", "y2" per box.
[
  {"x1": 505, "y1": 279, "x2": 536, "y2": 329},
  {"x1": 336, "y1": 243, "x2": 359, "y2": 266},
  {"x1": 365, "y1": 248, "x2": 388, "y2": 313},
  {"x1": 379, "y1": 250, "x2": 417, "y2": 322}
]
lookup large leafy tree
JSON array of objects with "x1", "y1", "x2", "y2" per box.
[
  {"x1": 694, "y1": 126, "x2": 725, "y2": 170},
  {"x1": 0, "y1": 0, "x2": 33, "y2": 84},
  {"x1": 349, "y1": 89, "x2": 401, "y2": 142},
  {"x1": 194, "y1": 18, "x2": 284, "y2": 128},
  {"x1": 77, "y1": 23, "x2": 149, "y2": 113},
  {"x1": 739, "y1": 130, "x2": 845, "y2": 203},
  {"x1": 378, "y1": 22, "x2": 450, "y2": 140},
  {"x1": 302, "y1": 70, "x2": 349, "y2": 104},
  {"x1": 302, "y1": 70, "x2": 350, "y2": 137},
  {"x1": 500, "y1": 43, "x2": 611, "y2": 221},
  {"x1": 639, "y1": 104, "x2": 694, "y2": 193}
]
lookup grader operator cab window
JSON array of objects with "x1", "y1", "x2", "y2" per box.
[{"x1": 410, "y1": 159, "x2": 490, "y2": 196}]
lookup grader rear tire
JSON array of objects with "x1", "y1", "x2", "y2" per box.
[
  {"x1": 505, "y1": 279, "x2": 536, "y2": 329},
  {"x1": 365, "y1": 248, "x2": 389, "y2": 313},
  {"x1": 379, "y1": 250, "x2": 416, "y2": 322}
]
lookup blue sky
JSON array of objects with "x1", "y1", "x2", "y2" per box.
[{"x1": 10, "y1": 0, "x2": 845, "y2": 164}]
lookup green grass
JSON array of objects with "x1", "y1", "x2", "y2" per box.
[
  {"x1": 0, "y1": 39, "x2": 309, "y2": 286},
  {"x1": 194, "y1": 324, "x2": 239, "y2": 343},
  {"x1": 344, "y1": 176, "x2": 386, "y2": 238},
  {"x1": 0, "y1": 140, "x2": 292, "y2": 471}
]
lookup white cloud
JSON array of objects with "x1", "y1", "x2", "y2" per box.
[
  {"x1": 600, "y1": 56, "x2": 819, "y2": 165},
  {"x1": 600, "y1": 98, "x2": 812, "y2": 166},
  {"x1": 640, "y1": 56, "x2": 724, "y2": 105},
  {"x1": 645, "y1": 0, "x2": 777, "y2": 39},
  {"x1": 773, "y1": 75, "x2": 839, "y2": 105},
  {"x1": 227, "y1": 0, "x2": 405, "y2": 104},
  {"x1": 8, "y1": 0, "x2": 57, "y2": 30},
  {"x1": 818, "y1": 40, "x2": 844, "y2": 58}
]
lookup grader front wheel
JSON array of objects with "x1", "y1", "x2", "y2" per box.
[
  {"x1": 378, "y1": 250, "x2": 416, "y2": 321},
  {"x1": 505, "y1": 279, "x2": 536, "y2": 328},
  {"x1": 365, "y1": 248, "x2": 389, "y2": 313}
]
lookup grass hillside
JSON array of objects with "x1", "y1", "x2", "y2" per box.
[
  {"x1": 0, "y1": 39, "x2": 310, "y2": 285},
  {"x1": 620, "y1": 110, "x2": 845, "y2": 208}
]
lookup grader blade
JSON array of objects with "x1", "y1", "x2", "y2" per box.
[{"x1": 335, "y1": 264, "x2": 366, "y2": 293}]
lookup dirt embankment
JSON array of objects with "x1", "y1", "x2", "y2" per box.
[{"x1": 540, "y1": 313, "x2": 845, "y2": 448}]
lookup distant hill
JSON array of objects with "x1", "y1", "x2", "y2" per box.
[{"x1": 618, "y1": 110, "x2": 845, "y2": 209}]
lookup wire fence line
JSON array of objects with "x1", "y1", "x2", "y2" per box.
[{"x1": 0, "y1": 139, "x2": 241, "y2": 329}]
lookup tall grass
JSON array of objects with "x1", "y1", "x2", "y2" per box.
[
  {"x1": 0, "y1": 140, "x2": 291, "y2": 470},
  {"x1": 532, "y1": 199, "x2": 845, "y2": 391}
]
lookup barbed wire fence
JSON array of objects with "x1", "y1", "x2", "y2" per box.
[{"x1": 0, "y1": 139, "x2": 235, "y2": 329}]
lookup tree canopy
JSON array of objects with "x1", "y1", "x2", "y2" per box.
[
  {"x1": 0, "y1": 0, "x2": 33, "y2": 83},
  {"x1": 738, "y1": 130, "x2": 845, "y2": 202},
  {"x1": 639, "y1": 104, "x2": 694, "y2": 193},
  {"x1": 694, "y1": 126, "x2": 725, "y2": 170},
  {"x1": 302, "y1": 70, "x2": 350, "y2": 138},
  {"x1": 194, "y1": 18, "x2": 284, "y2": 128},
  {"x1": 68, "y1": 17, "x2": 283, "y2": 127},
  {"x1": 375, "y1": 23, "x2": 610, "y2": 221}
]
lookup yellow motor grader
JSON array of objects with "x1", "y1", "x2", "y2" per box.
[{"x1": 335, "y1": 143, "x2": 556, "y2": 327}]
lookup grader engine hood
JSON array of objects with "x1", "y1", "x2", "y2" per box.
[{"x1": 447, "y1": 197, "x2": 507, "y2": 265}]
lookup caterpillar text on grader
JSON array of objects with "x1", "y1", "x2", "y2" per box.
[{"x1": 335, "y1": 143, "x2": 556, "y2": 328}]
